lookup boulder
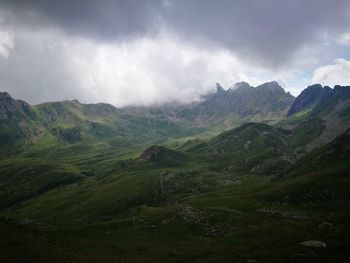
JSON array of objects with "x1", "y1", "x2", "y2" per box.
[{"x1": 299, "y1": 240, "x2": 327, "y2": 248}]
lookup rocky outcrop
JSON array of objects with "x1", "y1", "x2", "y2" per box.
[
  {"x1": 137, "y1": 145, "x2": 187, "y2": 166},
  {"x1": 189, "y1": 81, "x2": 295, "y2": 125},
  {"x1": 299, "y1": 240, "x2": 327, "y2": 248},
  {"x1": 0, "y1": 92, "x2": 44, "y2": 155},
  {"x1": 138, "y1": 145, "x2": 165, "y2": 162},
  {"x1": 0, "y1": 92, "x2": 35, "y2": 120},
  {"x1": 287, "y1": 84, "x2": 333, "y2": 116}
]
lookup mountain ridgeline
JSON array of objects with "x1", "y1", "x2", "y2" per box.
[
  {"x1": 189, "y1": 81, "x2": 294, "y2": 124},
  {"x1": 0, "y1": 81, "x2": 295, "y2": 155},
  {"x1": 287, "y1": 84, "x2": 349, "y2": 116},
  {"x1": 1, "y1": 81, "x2": 350, "y2": 263},
  {"x1": 1, "y1": 81, "x2": 349, "y2": 158}
]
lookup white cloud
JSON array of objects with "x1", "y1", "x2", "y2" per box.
[
  {"x1": 337, "y1": 32, "x2": 350, "y2": 47},
  {"x1": 311, "y1": 58, "x2": 350, "y2": 87},
  {"x1": 2, "y1": 26, "x2": 337, "y2": 105},
  {"x1": 2, "y1": 28, "x2": 256, "y2": 106},
  {"x1": 0, "y1": 29, "x2": 14, "y2": 58},
  {"x1": 67, "y1": 36, "x2": 247, "y2": 106}
]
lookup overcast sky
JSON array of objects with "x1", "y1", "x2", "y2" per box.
[{"x1": 0, "y1": 0, "x2": 350, "y2": 106}]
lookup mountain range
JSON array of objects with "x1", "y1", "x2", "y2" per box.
[{"x1": 0, "y1": 81, "x2": 350, "y2": 263}]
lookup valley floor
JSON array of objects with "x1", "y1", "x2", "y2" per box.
[{"x1": 1, "y1": 171, "x2": 350, "y2": 263}]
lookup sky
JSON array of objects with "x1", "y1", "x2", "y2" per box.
[{"x1": 0, "y1": 0, "x2": 350, "y2": 107}]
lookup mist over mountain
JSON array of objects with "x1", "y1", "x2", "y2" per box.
[
  {"x1": 2, "y1": 80, "x2": 349, "y2": 156},
  {"x1": 188, "y1": 81, "x2": 295, "y2": 125}
]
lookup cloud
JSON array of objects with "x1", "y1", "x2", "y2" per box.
[
  {"x1": 311, "y1": 58, "x2": 350, "y2": 87},
  {"x1": 1, "y1": 0, "x2": 350, "y2": 67},
  {"x1": 67, "y1": 34, "x2": 248, "y2": 106},
  {"x1": 0, "y1": 1, "x2": 349, "y2": 104},
  {"x1": 0, "y1": 29, "x2": 14, "y2": 58},
  {"x1": 162, "y1": 0, "x2": 350, "y2": 68},
  {"x1": 0, "y1": 28, "x2": 249, "y2": 106},
  {"x1": 0, "y1": 29, "x2": 83, "y2": 103},
  {"x1": 337, "y1": 32, "x2": 350, "y2": 47},
  {"x1": 0, "y1": 0, "x2": 163, "y2": 41}
]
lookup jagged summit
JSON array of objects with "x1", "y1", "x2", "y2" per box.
[
  {"x1": 287, "y1": 84, "x2": 344, "y2": 116},
  {"x1": 191, "y1": 80, "x2": 294, "y2": 126},
  {"x1": 215, "y1": 83, "x2": 225, "y2": 93},
  {"x1": 0, "y1": 91, "x2": 11, "y2": 99},
  {"x1": 254, "y1": 81, "x2": 286, "y2": 95},
  {"x1": 233, "y1": 81, "x2": 251, "y2": 90},
  {"x1": 215, "y1": 80, "x2": 286, "y2": 94},
  {"x1": 0, "y1": 92, "x2": 15, "y2": 109},
  {"x1": 215, "y1": 81, "x2": 284, "y2": 95},
  {"x1": 230, "y1": 81, "x2": 285, "y2": 93},
  {"x1": 0, "y1": 91, "x2": 34, "y2": 121},
  {"x1": 257, "y1": 81, "x2": 281, "y2": 88}
]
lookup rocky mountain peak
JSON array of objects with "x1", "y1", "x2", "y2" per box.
[
  {"x1": 0, "y1": 91, "x2": 33, "y2": 120},
  {"x1": 0, "y1": 91, "x2": 11, "y2": 100},
  {"x1": 233, "y1": 81, "x2": 251, "y2": 90},
  {"x1": 215, "y1": 83, "x2": 225, "y2": 94},
  {"x1": 0, "y1": 91, "x2": 17, "y2": 107},
  {"x1": 256, "y1": 81, "x2": 283, "y2": 91},
  {"x1": 287, "y1": 84, "x2": 333, "y2": 116}
]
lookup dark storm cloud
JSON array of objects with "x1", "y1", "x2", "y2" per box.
[
  {"x1": 1, "y1": 0, "x2": 350, "y2": 66},
  {"x1": 0, "y1": 31, "x2": 83, "y2": 103},
  {"x1": 0, "y1": 0, "x2": 350, "y2": 106},
  {"x1": 163, "y1": 0, "x2": 350, "y2": 66},
  {"x1": 0, "y1": 0, "x2": 163, "y2": 39}
]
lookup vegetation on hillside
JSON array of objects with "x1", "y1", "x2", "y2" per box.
[{"x1": 1, "y1": 83, "x2": 350, "y2": 262}]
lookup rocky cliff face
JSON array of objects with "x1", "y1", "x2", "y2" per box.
[
  {"x1": 0, "y1": 92, "x2": 35, "y2": 121},
  {"x1": 0, "y1": 92, "x2": 43, "y2": 155},
  {"x1": 138, "y1": 145, "x2": 165, "y2": 162},
  {"x1": 185, "y1": 81, "x2": 295, "y2": 125},
  {"x1": 287, "y1": 84, "x2": 333, "y2": 116}
]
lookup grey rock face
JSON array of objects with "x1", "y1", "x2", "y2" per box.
[
  {"x1": 192, "y1": 81, "x2": 294, "y2": 122},
  {"x1": 287, "y1": 84, "x2": 334, "y2": 116}
]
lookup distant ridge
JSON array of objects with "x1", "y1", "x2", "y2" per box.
[
  {"x1": 1, "y1": 82, "x2": 349, "y2": 157},
  {"x1": 287, "y1": 84, "x2": 332, "y2": 116},
  {"x1": 183, "y1": 81, "x2": 295, "y2": 127}
]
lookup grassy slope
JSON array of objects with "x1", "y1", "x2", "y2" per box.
[
  {"x1": 1, "y1": 89, "x2": 350, "y2": 262},
  {"x1": 1, "y1": 125, "x2": 350, "y2": 262},
  {"x1": 2, "y1": 173, "x2": 349, "y2": 262},
  {"x1": 188, "y1": 123, "x2": 291, "y2": 174}
]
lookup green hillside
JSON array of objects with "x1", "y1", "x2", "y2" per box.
[{"x1": 0, "y1": 83, "x2": 350, "y2": 262}]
